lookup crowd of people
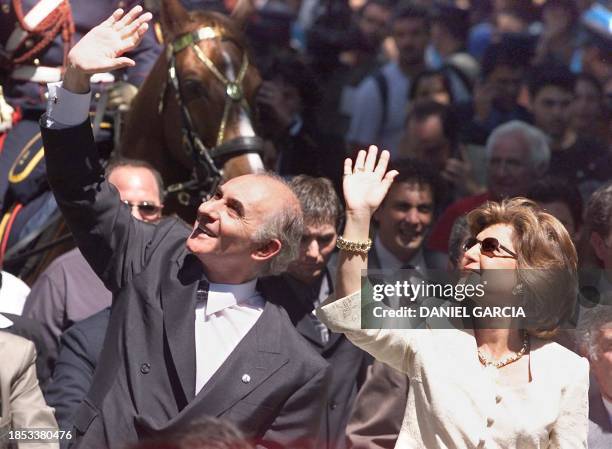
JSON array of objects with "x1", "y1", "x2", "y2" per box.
[{"x1": 0, "y1": 0, "x2": 611, "y2": 449}]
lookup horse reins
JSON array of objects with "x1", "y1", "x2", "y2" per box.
[{"x1": 160, "y1": 26, "x2": 263, "y2": 207}]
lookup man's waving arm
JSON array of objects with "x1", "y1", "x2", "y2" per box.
[{"x1": 41, "y1": 7, "x2": 154, "y2": 293}]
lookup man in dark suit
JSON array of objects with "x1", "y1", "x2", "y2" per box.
[
  {"x1": 578, "y1": 306, "x2": 612, "y2": 449},
  {"x1": 44, "y1": 308, "x2": 110, "y2": 447},
  {"x1": 261, "y1": 176, "x2": 370, "y2": 449},
  {"x1": 39, "y1": 6, "x2": 329, "y2": 449},
  {"x1": 22, "y1": 156, "x2": 165, "y2": 377}
]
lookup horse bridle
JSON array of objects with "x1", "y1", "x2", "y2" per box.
[{"x1": 160, "y1": 26, "x2": 263, "y2": 207}]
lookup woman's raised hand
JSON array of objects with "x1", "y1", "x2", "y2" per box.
[
  {"x1": 343, "y1": 146, "x2": 398, "y2": 218},
  {"x1": 67, "y1": 6, "x2": 152, "y2": 75}
]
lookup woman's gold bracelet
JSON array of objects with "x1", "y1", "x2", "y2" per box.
[{"x1": 336, "y1": 235, "x2": 372, "y2": 254}]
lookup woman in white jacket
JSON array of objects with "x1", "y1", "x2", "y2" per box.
[{"x1": 317, "y1": 147, "x2": 589, "y2": 449}]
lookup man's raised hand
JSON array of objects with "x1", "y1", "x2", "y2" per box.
[
  {"x1": 63, "y1": 6, "x2": 152, "y2": 93},
  {"x1": 343, "y1": 146, "x2": 398, "y2": 218}
]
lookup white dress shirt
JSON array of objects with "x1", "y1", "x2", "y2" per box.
[
  {"x1": 45, "y1": 82, "x2": 91, "y2": 128},
  {"x1": 44, "y1": 82, "x2": 266, "y2": 395},
  {"x1": 194, "y1": 279, "x2": 264, "y2": 394},
  {"x1": 0, "y1": 271, "x2": 30, "y2": 315}
]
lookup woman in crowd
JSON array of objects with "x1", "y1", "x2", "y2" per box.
[
  {"x1": 409, "y1": 69, "x2": 455, "y2": 105},
  {"x1": 318, "y1": 146, "x2": 589, "y2": 448}
]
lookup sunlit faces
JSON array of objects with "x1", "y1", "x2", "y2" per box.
[
  {"x1": 487, "y1": 65, "x2": 524, "y2": 112},
  {"x1": 571, "y1": 77, "x2": 603, "y2": 134},
  {"x1": 487, "y1": 132, "x2": 537, "y2": 199},
  {"x1": 374, "y1": 182, "x2": 434, "y2": 262},
  {"x1": 461, "y1": 223, "x2": 518, "y2": 304},
  {"x1": 591, "y1": 326, "x2": 612, "y2": 401},
  {"x1": 358, "y1": 2, "x2": 391, "y2": 48},
  {"x1": 531, "y1": 85, "x2": 573, "y2": 140},
  {"x1": 108, "y1": 166, "x2": 163, "y2": 223},
  {"x1": 590, "y1": 229, "x2": 612, "y2": 271},
  {"x1": 405, "y1": 115, "x2": 452, "y2": 170},
  {"x1": 392, "y1": 17, "x2": 429, "y2": 66},
  {"x1": 287, "y1": 223, "x2": 337, "y2": 285},
  {"x1": 412, "y1": 73, "x2": 451, "y2": 105},
  {"x1": 187, "y1": 175, "x2": 293, "y2": 281}
]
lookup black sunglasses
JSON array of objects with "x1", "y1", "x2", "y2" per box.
[
  {"x1": 122, "y1": 200, "x2": 163, "y2": 216},
  {"x1": 463, "y1": 237, "x2": 517, "y2": 259}
]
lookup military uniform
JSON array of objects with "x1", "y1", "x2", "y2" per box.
[{"x1": 0, "y1": 0, "x2": 160, "y2": 268}]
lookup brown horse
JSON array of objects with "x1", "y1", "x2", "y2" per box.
[{"x1": 121, "y1": 0, "x2": 263, "y2": 223}]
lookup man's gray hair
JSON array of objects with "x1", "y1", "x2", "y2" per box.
[
  {"x1": 485, "y1": 120, "x2": 551, "y2": 172},
  {"x1": 252, "y1": 173, "x2": 304, "y2": 276},
  {"x1": 577, "y1": 303, "x2": 612, "y2": 360},
  {"x1": 584, "y1": 181, "x2": 612, "y2": 240}
]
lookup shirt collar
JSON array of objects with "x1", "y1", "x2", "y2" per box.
[
  {"x1": 374, "y1": 235, "x2": 426, "y2": 270},
  {"x1": 204, "y1": 278, "x2": 260, "y2": 316},
  {"x1": 0, "y1": 313, "x2": 13, "y2": 329}
]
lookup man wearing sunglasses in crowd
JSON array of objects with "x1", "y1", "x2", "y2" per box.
[{"x1": 21, "y1": 158, "x2": 165, "y2": 379}]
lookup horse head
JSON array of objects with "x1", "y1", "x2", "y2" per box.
[{"x1": 122, "y1": 0, "x2": 263, "y2": 221}]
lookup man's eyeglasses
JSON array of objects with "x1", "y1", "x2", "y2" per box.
[
  {"x1": 121, "y1": 200, "x2": 163, "y2": 216},
  {"x1": 463, "y1": 237, "x2": 517, "y2": 259}
]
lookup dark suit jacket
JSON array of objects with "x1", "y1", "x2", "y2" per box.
[
  {"x1": 260, "y1": 270, "x2": 370, "y2": 449},
  {"x1": 40, "y1": 119, "x2": 330, "y2": 449},
  {"x1": 345, "y1": 246, "x2": 414, "y2": 449},
  {"x1": 589, "y1": 384, "x2": 612, "y2": 449},
  {"x1": 45, "y1": 308, "x2": 110, "y2": 444}
]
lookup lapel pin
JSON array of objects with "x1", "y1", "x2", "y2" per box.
[{"x1": 241, "y1": 374, "x2": 251, "y2": 384}]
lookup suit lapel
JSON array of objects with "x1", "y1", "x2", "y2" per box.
[
  {"x1": 179, "y1": 302, "x2": 289, "y2": 418},
  {"x1": 160, "y1": 252, "x2": 203, "y2": 403},
  {"x1": 590, "y1": 386, "x2": 612, "y2": 432},
  {"x1": 295, "y1": 315, "x2": 325, "y2": 349},
  {"x1": 368, "y1": 245, "x2": 382, "y2": 270}
]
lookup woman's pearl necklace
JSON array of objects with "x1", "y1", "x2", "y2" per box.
[{"x1": 478, "y1": 331, "x2": 530, "y2": 369}]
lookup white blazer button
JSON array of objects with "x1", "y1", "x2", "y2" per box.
[
  {"x1": 487, "y1": 417, "x2": 494, "y2": 427},
  {"x1": 495, "y1": 394, "x2": 502, "y2": 403},
  {"x1": 242, "y1": 374, "x2": 251, "y2": 384}
]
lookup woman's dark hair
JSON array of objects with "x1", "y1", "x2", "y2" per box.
[{"x1": 409, "y1": 69, "x2": 454, "y2": 103}]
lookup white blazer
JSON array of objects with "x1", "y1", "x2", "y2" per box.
[{"x1": 317, "y1": 293, "x2": 589, "y2": 449}]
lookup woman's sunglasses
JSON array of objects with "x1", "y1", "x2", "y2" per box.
[
  {"x1": 463, "y1": 237, "x2": 517, "y2": 259},
  {"x1": 122, "y1": 200, "x2": 163, "y2": 216}
]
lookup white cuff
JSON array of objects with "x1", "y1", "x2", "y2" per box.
[{"x1": 45, "y1": 82, "x2": 91, "y2": 128}]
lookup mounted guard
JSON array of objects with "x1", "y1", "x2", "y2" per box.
[{"x1": 0, "y1": 0, "x2": 161, "y2": 278}]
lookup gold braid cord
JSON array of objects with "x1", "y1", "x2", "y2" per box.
[{"x1": 11, "y1": 0, "x2": 75, "y2": 66}]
